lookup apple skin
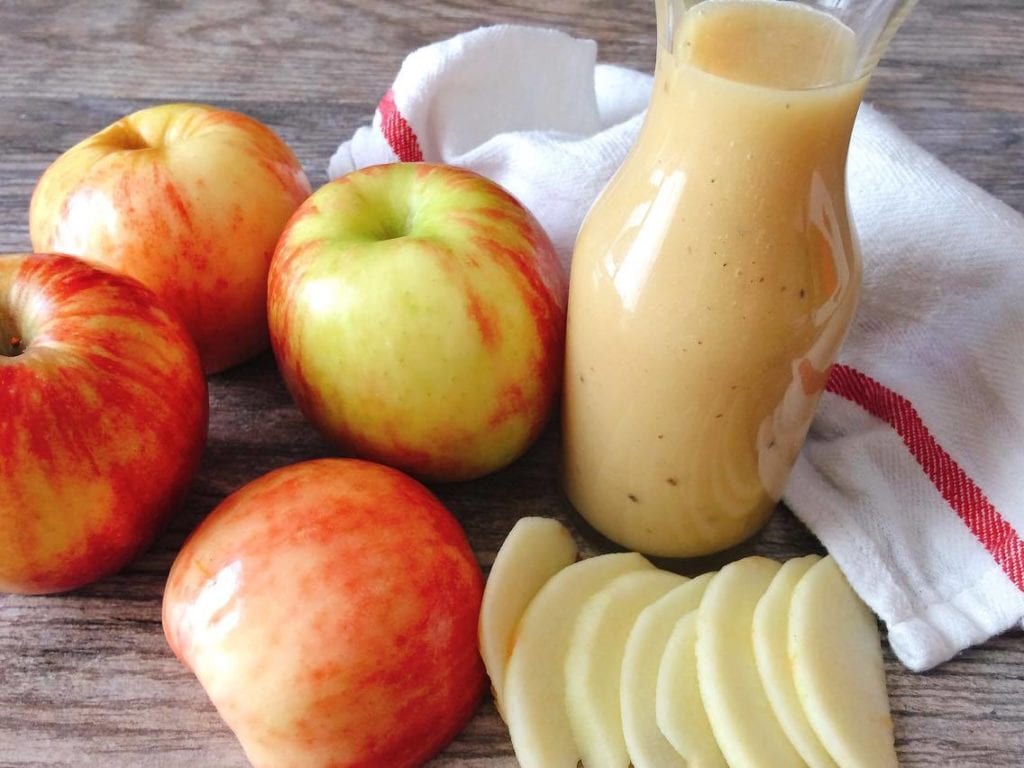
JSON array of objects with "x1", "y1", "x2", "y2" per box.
[
  {"x1": 162, "y1": 458, "x2": 486, "y2": 768},
  {"x1": 0, "y1": 253, "x2": 207, "y2": 595},
  {"x1": 29, "y1": 103, "x2": 311, "y2": 374},
  {"x1": 267, "y1": 163, "x2": 567, "y2": 482}
]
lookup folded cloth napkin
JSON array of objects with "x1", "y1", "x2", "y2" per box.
[{"x1": 329, "y1": 24, "x2": 1024, "y2": 671}]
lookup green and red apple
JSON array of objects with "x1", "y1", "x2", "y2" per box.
[
  {"x1": 162, "y1": 458, "x2": 485, "y2": 768},
  {"x1": 267, "y1": 163, "x2": 567, "y2": 481},
  {"x1": 29, "y1": 103, "x2": 311, "y2": 373},
  {"x1": 0, "y1": 253, "x2": 207, "y2": 595}
]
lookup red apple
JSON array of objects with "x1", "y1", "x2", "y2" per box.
[
  {"x1": 267, "y1": 163, "x2": 567, "y2": 481},
  {"x1": 0, "y1": 253, "x2": 207, "y2": 595},
  {"x1": 162, "y1": 458, "x2": 485, "y2": 768},
  {"x1": 29, "y1": 103, "x2": 311, "y2": 373}
]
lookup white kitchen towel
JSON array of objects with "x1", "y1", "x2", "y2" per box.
[{"x1": 329, "y1": 24, "x2": 1024, "y2": 671}]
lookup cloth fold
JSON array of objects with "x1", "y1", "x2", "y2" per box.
[{"x1": 329, "y1": 24, "x2": 1024, "y2": 671}]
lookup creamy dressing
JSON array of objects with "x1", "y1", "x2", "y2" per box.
[{"x1": 563, "y1": 0, "x2": 865, "y2": 556}]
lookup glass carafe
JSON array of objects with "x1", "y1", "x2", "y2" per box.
[{"x1": 562, "y1": 0, "x2": 916, "y2": 557}]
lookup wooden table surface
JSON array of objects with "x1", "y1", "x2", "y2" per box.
[{"x1": 1, "y1": 1, "x2": 1022, "y2": 766}]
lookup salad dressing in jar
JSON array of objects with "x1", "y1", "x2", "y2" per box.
[{"x1": 563, "y1": 0, "x2": 913, "y2": 556}]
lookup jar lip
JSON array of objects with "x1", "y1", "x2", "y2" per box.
[{"x1": 657, "y1": 0, "x2": 918, "y2": 89}]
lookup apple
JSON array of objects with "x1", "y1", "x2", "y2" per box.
[
  {"x1": 752, "y1": 555, "x2": 837, "y2": 767},
  {"x1": 0, "y1": 252, "x2": 207, "y2": 595},
  {"x1": 267, "y1": 162, "x2": 567, "y2": 481},
  {"x1": 657, "y1": 612, "x2": 727, "y2": 768},
  {"x1": 564, "y1": 568, "x2": 683, "y2": 768},
  {"x1": 481, "y1": 519, "x2": 898, "y2": 767},
  {"x1": 622, "y1": 574, "x2": 713, "y2": 768},
  {"x1": 479, "y1": 516, "x2": 577, "y2": 713},
  {"x1": 162, "y1": 458, "x2": 486, "y2": 768},
  {"x1": 789, "y1": 556, "x2": 897, "y2": 768},
  {"x1": 696, "y1": 557, "x2": 804, "y2": 768},
  {"x1": 29, "y1": 102, "x2": 311, "y2": 374},
  {"x1": 503, "y1": 552, "x2": 653, "y2": 768}
]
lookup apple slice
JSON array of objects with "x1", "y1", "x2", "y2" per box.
[
  {"x1": 565, "y1": 568, "x2": 686, "y2": 768},
  {"x1": 752, "y1": 554, "x2": 837, "y2": 768},
  {"x1": 479, "y1": 517, "x2": 578, "y2": 713},
  {"x1": 623, "y1": 573, "x2": 714, "y2": 768},
  {"x1": 790, "y1": 556, "x2": 897, "y2": 768},
  {"x1": 656, "y1": 610, "x2": 728, "y2": 768},
  {"x1": 697, "y1": 556, "x2": 804, "y2": 768},
  {"x1": 503, "y1": 552, "x2": 654, "y2": 768}
]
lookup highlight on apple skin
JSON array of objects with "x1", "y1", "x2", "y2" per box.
[
  {"x1": 267, "y1": 162, "x2": 567, "y2": 482},
  {"x1": 162, "y1": 458, "x2": 486, "y2": 768},
  {"x1": 29, "y1": 103, "x2": 312, "y2": 374},
  {"x1": 0, "y1": 252, "x2": 208, "y2": 595}
]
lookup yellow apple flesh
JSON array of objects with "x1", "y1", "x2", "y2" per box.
[
  {"x1": 697, "y1": 556, "x2": 804, "y2": 768},
  {"x1": 479, "y1": 517, "x2": 577, "y2": 714},
  {"x1": 565, "y1": 569, "x2": 684, "y2": 768},
  {"x1": 790, "y1": 556, "x2": 898, "y2": 767},
  {"x1": 657, "y1": 611, "x2": 728, "y2": 768},
  {"x1": 503, "y1": 552, "x2": 653, "y2": 768},
  {"x1": 753, "y1": 554, "x2": 837, "y2": 767},
  {"x1": 622, "y1": 573, "x2": 714, "y2": 768}
]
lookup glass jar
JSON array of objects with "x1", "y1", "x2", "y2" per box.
[{"x1": 562, "y1": 0, "x2": 916, "y2": 557}]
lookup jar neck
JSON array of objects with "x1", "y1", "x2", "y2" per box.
[{"x1": 655, "y1": 0, "x2": 918, "y2": 83}]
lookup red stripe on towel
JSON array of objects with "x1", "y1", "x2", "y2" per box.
[
  {"x1": 826, "y1": 363, "x2": 1024, "y2": 592},
  {"x1": 377, "y1": 89, "x2": 424, "y2": 162}
]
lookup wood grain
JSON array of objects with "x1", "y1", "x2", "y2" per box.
[{"x1": 1, "y1": 1, "x2": 1022, "y2": 766}]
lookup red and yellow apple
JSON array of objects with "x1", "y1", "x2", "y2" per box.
[
  {"x1": 29, "y1": 103, "x2": 311, "y2": 373},
  {"x1": 0, "y1": 253, "x2": 207, "y2": 595},
  {"x1": 267, "y1": 163, "x2": 567, "y2": 481},
  {"x1": 162, "y1": 458, "x2": 485, "y2": 768}
]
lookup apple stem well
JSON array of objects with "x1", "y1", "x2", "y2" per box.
[
  {"x1": 2, "y1": 335, "x2": 23, "y2": 357},
  {"x1": 0, "y1": 308, "x2": 24, "y2": 357}
]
